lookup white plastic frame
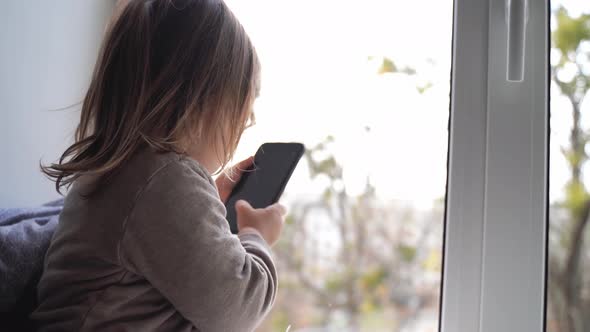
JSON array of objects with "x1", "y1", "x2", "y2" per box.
[{"x1": 442, "y1": 0, "x2": 549, "y2": 331}]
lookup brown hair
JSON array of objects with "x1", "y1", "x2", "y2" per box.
[{"x1": 42, "y1": 0, "x2": 259, "y2": 193}]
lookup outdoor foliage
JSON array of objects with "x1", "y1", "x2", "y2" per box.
[
  {"x1": 257, "y1": 137, "x2": 443, "y2": 332},
  {"x1": 257, "y1": 58, "x2": 443, "y2": 332},
  {"x1": 548, "y1": 6, "x2": 590, "y2": 332}
]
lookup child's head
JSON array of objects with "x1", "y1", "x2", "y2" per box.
[{"x1": 43, "y1": 0, "x2": 260, "y2": 191}]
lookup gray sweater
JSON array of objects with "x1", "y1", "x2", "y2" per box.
[{"x1": 31, "y1": 148, "x2": 277, "y2": 331}]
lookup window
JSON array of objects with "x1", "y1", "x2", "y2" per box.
[
  {"x1": 547, "y1": 1, "x2": 590, "y2": 331},
  {"x1": 440, "y1": 0, "x2": 548, "y2": 331},
  {"x1": 226, "y1": 1, "x2": 453, "y2": 330},
  {"x1": 3, "y1": 0, "x2": 567, "y2": 330}
]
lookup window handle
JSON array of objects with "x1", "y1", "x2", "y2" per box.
[{"x1": 506, "y1": 0, "x2": 528, "y2": 82}]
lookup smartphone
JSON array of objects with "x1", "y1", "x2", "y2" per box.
[{"x1": 225, "y1": 142, "x2": 305, "y2": 234}]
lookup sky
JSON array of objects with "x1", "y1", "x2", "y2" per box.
[
  {"x1": 224, "y1": 0, "x2": 590, "y2": 209},
  {"x1": 224, "y1": 0, "x2": 454, "y2": 209}
]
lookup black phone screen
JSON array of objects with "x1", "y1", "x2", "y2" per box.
[{"x1": 225, "y1": 142, "x2": 304, "y2": 234}]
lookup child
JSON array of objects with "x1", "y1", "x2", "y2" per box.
[{"x1": 32, "y1": 0, "x2": 285, "y2": 331}]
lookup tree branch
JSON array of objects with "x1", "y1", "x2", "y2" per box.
[{"x1": 564, "y1": 199, "x2": 590, "y2": 304}]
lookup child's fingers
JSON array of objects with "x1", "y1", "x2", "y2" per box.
[
  {"x1": 235, "y1": 199, "x2": 254, "y2": 214},
  {"x1": 237, "y1": 200, "x2": 286, "y2": 218},
  {"x1": 234, "y1": 156, "x2": 254, "y2": 172},
  {"x1": 216, "y1": 157, "x2": 254, "y2": 202},
  {"x1": 215, "y1": 174, "x2": 233, "y2": 199},
  {"x1": 267, "y1": 203, "x2": 287, "y2": 217}
]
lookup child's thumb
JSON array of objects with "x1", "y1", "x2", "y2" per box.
[{"x1": 235, "y1": 200, "x2": 253, "y2": 215}]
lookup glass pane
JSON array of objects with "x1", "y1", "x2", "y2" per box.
[
  {"x1": 226, "y1": 1, "x2": 452, "y2": 331},
  {"x1": 547, "y1": 1, "x2": 590, "y2": 331}
]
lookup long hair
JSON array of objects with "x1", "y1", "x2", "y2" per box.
[{"x1": 42, "y1": 0, "x2": 259, "y2": 194}]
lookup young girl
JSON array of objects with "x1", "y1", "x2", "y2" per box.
[{"x1": 32, "y1": 1, "x2": 286, "y2": 331}]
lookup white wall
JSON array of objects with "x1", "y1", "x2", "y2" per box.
[{"x1": 0, "y1": 0, "x2": 114, "y2": 207}]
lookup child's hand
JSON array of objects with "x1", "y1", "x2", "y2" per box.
[
  {"x1": 235, "y1": 200, "x2": 286, "y2": 246},
  {"x1": 215, "y1": 156, "x2": 254, "y2": 203}
]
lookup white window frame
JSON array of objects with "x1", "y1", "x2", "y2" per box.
[{"x1": 442, "y1": 0, "x2": 549, "y2": 331}]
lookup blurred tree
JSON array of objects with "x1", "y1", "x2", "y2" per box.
[
  {"x1": 370, "y1": 56, "x2": 433, "y2": 94},
  {"x1": 262, "y1": 137, "x2": 442, "y2": 332},
  {"x1": 257, "y1": 57, "x2": 443, "y2": 332},
  {"x1": 549, "y1": 6, "x2": 590, "y2": 332}
]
